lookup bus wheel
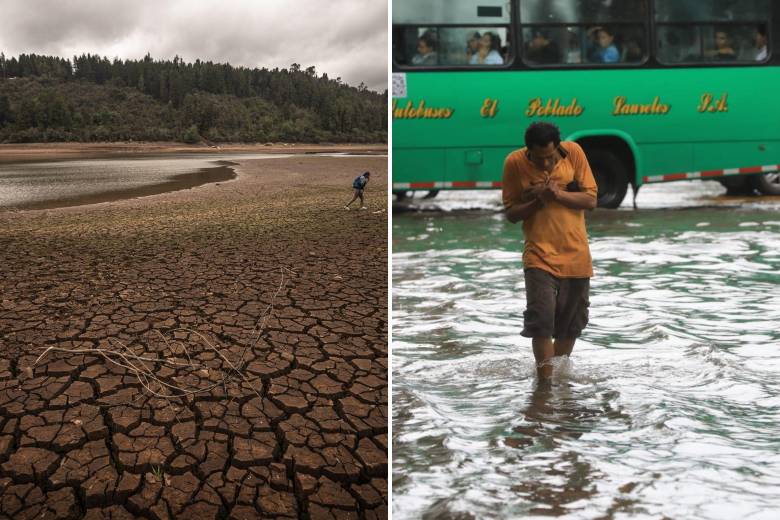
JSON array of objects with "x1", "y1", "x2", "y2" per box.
[
  {"x1": 588, "y1": 149, "x2": 629, "y2": 209},
  {"x1": 394, "y1": 190, "x2": 409, "y2": 201},
  {"x1": 422, "y1": 189, "x2": 439, "y2": 199},
  {"x1": 750, "y1": 172, "x2": 780, "y2": 195}
]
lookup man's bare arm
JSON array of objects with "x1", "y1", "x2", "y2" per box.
[
  {"x1": 553, "y1": 190, "x2": 597, "y2": 210},
  {"x1": 505, "y1": 198, "x2": 543, "y2": 223},
  {"x1": 544, "y1": 182, "x2": 597, "y2": 210}
]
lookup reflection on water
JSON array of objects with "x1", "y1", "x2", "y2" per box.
[
  {"x1": 393, "y1": 183, "x2": 780, "y2": 519},
  {"x1": 0, "y1": 152, "x2": 385, "y2": 210},
  {"x1": 0, "y1": 154, "x2": 254, "y2": 209}
]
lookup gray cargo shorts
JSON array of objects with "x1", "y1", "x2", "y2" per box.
[{"x1": 521, "y1": 268, "x2": 590, "y2": 339}]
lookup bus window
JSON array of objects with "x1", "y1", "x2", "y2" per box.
[
  {"x1": 656, "y1": 26, "x2": 703, "y2": 63},
  {"x1": 520, "y1": 0, "x2": 648, "y2": 67},
  {"x1": 520, "y1": 0, "x2": 646, "y2": 24},
  {"x1": 392, "y1": 0, "x2": 513, "y2": 67},
  {"x1": 654, "y1": 0, "x2": 769, "y2": 22},
  {"x1": 654, "y1": 0, "x2": 770, "y2": 64}
]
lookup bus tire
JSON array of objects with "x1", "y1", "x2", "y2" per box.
[
  {"x1": 586, "y1": 148, "x2": 629, "y2": 209},
  {"x1": 719, "y1": 176, "x2": 754, "y2": 195},
  {"x1": 422, "y1": 189, "x2": 439, "y2": 199},
  {"x1": 394, "y1": 190, "x2": 409, "y2": 201},
  {"x1": 749, "y1": 172, "x2": 780, "y2": 196}
]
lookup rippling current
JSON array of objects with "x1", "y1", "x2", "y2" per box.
[{"x1": 392, "y1": 182, "x2": 780, "y2": 519}]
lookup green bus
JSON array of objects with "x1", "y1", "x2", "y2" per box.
[{"x1": 392, "y1": 0, "x2": 780, "y2": 208}]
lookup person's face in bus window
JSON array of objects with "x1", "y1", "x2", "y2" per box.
[
  {"x1": 468, "y1": 35, "x2": 480, "y2": 53},
  {"x1": 530, "y1": 33, "x2": 548, "y2": 50},
  {"x1": 527, "y1": 143, "x2": 560, "y2": 173},
  {"x1": 715, "y1": 32, "x2": 730, "y2": 50},
  {"x1": 479, "y1": 33, "x2": 492, "y2": 51},
  {"x1": 754, "y1": 30, "x2": 767, "y2": 49},
  {"x1": 597, "y1": 30, "x2": 614, "y2": 48},
  {"x1": 417, "y1": 39, "x2": 433, "y2": 56}
]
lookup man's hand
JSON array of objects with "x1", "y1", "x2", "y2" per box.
[
  {"x1": 539, "y1": 178, "x2": 560, "y2": 203},
  {"x1": 521, "y1": 182, "x2": 547, "y2": 203}
]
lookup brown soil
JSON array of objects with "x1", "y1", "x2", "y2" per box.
[
  {"x1": 0, "y1": 142, "x2": 387, "y2": 165},
  {"x1": 0, "y1": 155, "x2": 388, "y2": 519}
]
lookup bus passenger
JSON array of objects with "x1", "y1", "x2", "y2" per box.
[
  {"x1": 587, "y1": 26, "x2": 619, "y2": 63},
  {"x1": 624, "y1": 38, "x2": 643, "y2": 63},
  {"x1": 525, "y1": 30, "x2": 562, "y2": 65},
  {"x1": 412, "y1": 32, "x2": 438, "y2": 66},
  {"x1": 502, "y1": 122, "x2": 598, "y2": 384},
  {"x1": 754, "y1": 25, "x2": 768, "y2": 61},
  {"x1": 706, "y1": 29, "x2": 736, "y2": 61},
  {"x1": 466, "y1": 31, "x2": 481, "y2": 62},
  {"x1": 470, "y1": 32, "x2": 504, "y2": 65}
]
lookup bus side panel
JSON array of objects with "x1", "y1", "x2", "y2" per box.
[
  {"x1": 640, "y1": 144, "x2": 694, "y2": 177},
  {"x1": 693, "y1": 141, "x2": 780, "y2": 172},
  {"x1": 443, "y1": 147, "x2": 518, "y2": 185},
  {"x1": 393, "y1": 148, "x2": 445, "y2": 187}
]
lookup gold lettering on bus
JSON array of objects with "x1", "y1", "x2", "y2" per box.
[
  {"x1": 613, "y1": 96, "x2": 670, "y2": 115},
  {"x1": 481, "y1": 98, "x2": 498, "y2": 118},
  {"x1": 698, "y1": 93, "x2": 728, "y2": 113},
  {"x1": 392, "y1": 100, "x2": 454, "y2": 119},
  {"x1": 525, "y1": 97, "x2": 584, "y2": 117}
]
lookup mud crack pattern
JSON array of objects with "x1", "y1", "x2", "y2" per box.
[{"x1": 0, "y1": 156, "x2": 388, "y2": 519}]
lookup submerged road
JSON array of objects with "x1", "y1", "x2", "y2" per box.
[{"x1": 393, "y1": 182, "x2": 780, "y2": 519}]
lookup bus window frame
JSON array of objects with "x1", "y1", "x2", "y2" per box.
[
  {"x1": 392, "y1": 22, "x2": 517, "y2": 71},
  {"x1": 652, "y1": 21, "x2": 772, "y2": 67},
  {"x1": 649, "y1": 0, "x2": 773, "y2": 68},
  {"x1": 518, "y1": 21, "x2": 652, "y2": 69},
  {"x1": 390, "y1": 1, "x2": 775, "y2": 72}
]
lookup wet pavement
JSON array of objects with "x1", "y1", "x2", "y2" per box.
[{"x1": 392, "y1": 181, "x2": 780, "y2": 519}]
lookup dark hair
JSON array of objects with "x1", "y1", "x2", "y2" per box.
[
  {"x1": 484, "y1": 31, "x2": 502, "y2": 51},
  {"x1": 524, "y1": 122, "x2": 561, "y2": 149},
  {"x1": 364, "y1": 171, "x2": 371, "y2": 177},
  {"x1": 597, "y1": 26, "x2": 615, "y2": 38},
  {"x1": 756, "y1": 24, "x2": 767, "y2": 37},
  {"x1": 419, "y1": 33, "x2": 437, "y2": 50},
  {"x1": 714, "y1": 27, "x2": 732, "y2": 38},
  {"x1": 469, "y1": 31, "x2": 481, "y2": 40}
]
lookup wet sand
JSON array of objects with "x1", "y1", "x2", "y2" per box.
[
  {"x1": 0, "y1": 142, "x2": 386, "y2": 165},
  {"x1": 0, "y1": 155, "x2": 388, "y2": 518}
]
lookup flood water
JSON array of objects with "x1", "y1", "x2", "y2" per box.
[
  {"x1": 392, "y1": 182, "x2": 780, "y2": 519},
  {"x1": 0, "y1": 152, "x2": 387, "y2": 210}
]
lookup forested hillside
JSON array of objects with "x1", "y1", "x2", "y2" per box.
[{"x1": 0, "y1": 53, "x2": 387, "y2": 143}]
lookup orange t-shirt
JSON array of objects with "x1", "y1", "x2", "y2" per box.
[{"x1": 502, "y1": 141, "x2": 597, "y2": 278}]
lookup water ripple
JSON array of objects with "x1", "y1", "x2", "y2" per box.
[{"x1": 393, "y1": 196, "x2": 780, "y2": 519}]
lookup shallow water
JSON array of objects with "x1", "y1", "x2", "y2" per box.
[
  {"x1": 0, "y1": 152, "x2": 383, "y2": 210},
  {"x1": 392, "y1": 182, "x2": 780, "y2": 519}
]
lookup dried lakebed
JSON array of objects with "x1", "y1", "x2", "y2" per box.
[{"x1": 0, "y1": 155, "x2": 388, "y2": 519}]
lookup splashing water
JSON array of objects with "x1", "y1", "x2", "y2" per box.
[{"x1": 393, "y1": 183, "x2": 780, "y2": 519}]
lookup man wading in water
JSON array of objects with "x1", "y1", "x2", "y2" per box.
[{"x1": 502, "y1": 122, "x2": 598, "y2": 384}]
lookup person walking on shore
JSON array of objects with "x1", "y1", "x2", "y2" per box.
[
  {"x1": 502, "y1": 122, "x2": 598, "y2": 384},
  {"x1": 345, "y1": 171, "x2": 370, "y2": 210}
]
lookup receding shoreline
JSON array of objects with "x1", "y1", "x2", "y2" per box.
[
  {"x1": 6, "y1": 162, "x2": 239, "y2": 211},
  {"x1": 0, "y1": 141, "x2": 387, "y2": 165},
  {"x1": 0, "y1": 155, "x2": 388, "y2": 518}
]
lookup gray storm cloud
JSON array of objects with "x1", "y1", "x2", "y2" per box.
[{"x1": 0, "y1": 0, "x2": 388, "y2": 91}]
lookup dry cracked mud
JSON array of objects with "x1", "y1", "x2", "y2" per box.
[{"x1": 0, "y1": 155, "x2": 387, "y2": 519}]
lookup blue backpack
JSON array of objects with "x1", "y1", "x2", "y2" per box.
[{"x1": 352, "y1": 175, "x2": 366, "y2": 189}]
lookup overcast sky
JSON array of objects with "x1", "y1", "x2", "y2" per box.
[{"x1": 0, "y1": 0, "x2": 388, "y2": 91}]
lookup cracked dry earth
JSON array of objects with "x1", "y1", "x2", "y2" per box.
[{"x1": 0, "y1": 155, "x2": 388, "y2": 519}]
